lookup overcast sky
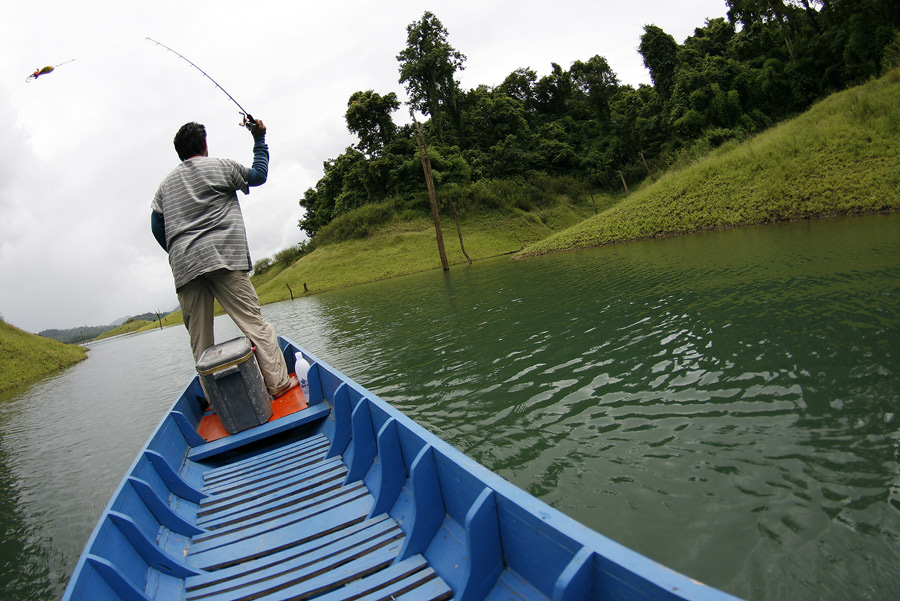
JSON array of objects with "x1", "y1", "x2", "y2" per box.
[{"x1": 1, "y1": 0, "x2": 728, "y2": 333}]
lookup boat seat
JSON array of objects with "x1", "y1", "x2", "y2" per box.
[
  {"x1": 180, "y1": 432, "x2": 453, "y2": 601},
  {"x1": 186, "y1": 403, "x2": 330, "y2": 461}
]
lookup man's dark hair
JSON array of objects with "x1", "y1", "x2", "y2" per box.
[{"x1": 173, "y1": 122, "x2": 207, "y2": 161}]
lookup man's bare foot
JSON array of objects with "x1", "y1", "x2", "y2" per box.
[{"x1": 273, "y1": 376, "x2": 299, "y2": 399}]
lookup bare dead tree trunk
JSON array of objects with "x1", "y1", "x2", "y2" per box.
[
  {"x1": 768, "y1": 1, "x2": 797, "y2": 64},
  {"x1": 797, "y1": 0, "x2": 821, "y2": 34},
  {"x1": 640, "y1": 151, "x2": 655, "y2": 181},
  {"x1": 450, "y1": 199, "x2": 472, "y2": 264},
  {"x1": 411, "y1": 112, "x2": 450, "y2": 271},
  {"x1": 619, "y1": 171, "x2": 630, "y2": 195}
]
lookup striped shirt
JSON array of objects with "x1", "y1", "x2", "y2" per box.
[{"x1": 152, "y1": 141, "x2": 266, "y2": 289}]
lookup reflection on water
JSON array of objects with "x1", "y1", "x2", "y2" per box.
[{"x1": 0, "y1": 214, "x2": 897, "y2": 601}]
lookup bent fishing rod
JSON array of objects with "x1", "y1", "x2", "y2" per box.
[{"x1": 145, "y1": 37, "x2": 256, "y2": 128}]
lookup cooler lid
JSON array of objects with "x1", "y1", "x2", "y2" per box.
[{"x1": 196, "y1": 336, "x2": 254, "y2": 374}]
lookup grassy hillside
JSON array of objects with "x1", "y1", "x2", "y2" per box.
[
  {"x1": 134, "y1": 310, "x2": 186, "y2": 334},
  {"x1": 0, "y1": 319, "x2": 88, "y2": 395},
  {"x1": 94, "y1": 319, "x2": 156, "y2": 340},
  {"x1": 251, "y1": 201, "x2": 598, "y2": 305},
  {"x1": 520, "y1": 70, "x2": 900, "y2": 256},
  {"x1": 129, "y1": 201, "x2": 598, "y2": 333}
]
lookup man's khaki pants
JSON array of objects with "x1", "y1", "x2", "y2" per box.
[{"x1": 177, "y1": 269, "x2": 290, "y2": 397}]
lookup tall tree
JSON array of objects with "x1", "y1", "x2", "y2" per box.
[
  {"x1": 497, "y1": 67, "x2": 538, "y2": 110},
  {"x1": 570, "y1": 55, "x2": 620, "y2": 120},
  {"x1": 534, "y1": 63, "x2": 573, "y2": 115},
  {"x1": 345, "y1": 90, "x2": 400, "y2": 157},
  {"x1": 397, "y1": 12, "x2": 466, "y2": 141},
  {"x1": 639, "y1": 25, "x2": 680, "y2": 99}
]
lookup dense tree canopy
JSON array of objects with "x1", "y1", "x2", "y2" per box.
[
  {"x1": 299, "y1": 4, "x2": 900, "y2": 239},
  {"x1": 345, "y1": 90, "x2": 400, "y2": 157}
]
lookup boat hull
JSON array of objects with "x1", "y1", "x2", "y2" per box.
[{"x1": 61, "y1": 336, "x2": 742, "y2": 601}]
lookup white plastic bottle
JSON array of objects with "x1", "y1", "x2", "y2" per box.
[{"x1": 294, "y1": 351, "x2": 311, "y2": 399}]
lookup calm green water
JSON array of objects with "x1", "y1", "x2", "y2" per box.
[{"x1": 1, "y1": 214, "x2": 897, "y2": 601}]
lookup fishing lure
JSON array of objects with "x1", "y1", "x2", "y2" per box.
[
  {"x1": 26, "y1": 66, "x2": 55, "y2": 82},
  {"x1": 145, "y1": 37, "x2": 256, "y2": 128},
  {"x1": 25, "y1": 57, "x2": 77, "y2": 83}
]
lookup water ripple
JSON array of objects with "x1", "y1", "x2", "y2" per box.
[{"x1": 277, "y1": 215, "x2": 900, "y2": 601}]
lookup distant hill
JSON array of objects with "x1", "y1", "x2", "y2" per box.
[
  {"x1": 39, "y1": 325, "x2": 111, "y2": 344},
  {"x1": 93, "y1": 318, "x2": 158, "y2": 341},
  {"x1": 39, "y1": 312, "x2": 164, "y2": 344}
]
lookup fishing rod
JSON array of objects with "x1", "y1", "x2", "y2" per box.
[{"x1": 145, "y1": 37, "x2": 256, "y2": 128}]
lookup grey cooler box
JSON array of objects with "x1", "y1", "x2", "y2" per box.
[{"x1": 196, "y1": 336, "x2": 273, "y2": 434}]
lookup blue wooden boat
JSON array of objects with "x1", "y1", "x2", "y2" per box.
[{"x1": 62, "y1": 336, "x2": 742, "y2": 601}]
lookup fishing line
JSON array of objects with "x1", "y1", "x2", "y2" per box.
[{"x1": 144, "y1": 37, "x2": 256, "y2": 127}]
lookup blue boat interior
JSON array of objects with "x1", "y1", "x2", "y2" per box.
[{"x1": 62, "y1": 336, "x2": 739, "y2": 601}]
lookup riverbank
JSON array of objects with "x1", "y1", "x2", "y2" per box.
[
  {"x1": 136, "y1": 69, "x2": 899, "y2": 333},
  {"x1": 0, "y1": 319, "x2": 88, "y2": 396},
  {"x1": 134, "y1": 199, "x2": 603, "y2": 334},
  {"x1": 251, "y1": 200, "x2": 601, "y2": 306}
]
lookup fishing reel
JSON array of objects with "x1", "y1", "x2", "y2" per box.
[{"x1": 240, "y1": 113, "x2": 258, "y2": 129}]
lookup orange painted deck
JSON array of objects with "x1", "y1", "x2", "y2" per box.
[{"x1": 196, "y1": 376, "x2": 308, "y2": 442}]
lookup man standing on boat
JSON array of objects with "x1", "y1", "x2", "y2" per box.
[{"x1": 150, "y1": 119, "x2": 299, "y2": 399}]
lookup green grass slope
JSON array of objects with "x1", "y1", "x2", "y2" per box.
[
  {"x1": 129, "y1": 203, "x2": 595, "y2": 329},
  {"x1": 521, "y1": 70, "x2": 900, "y2": 256},
  {"x1": 1, "y1": 319, "x2": 88, "y2": 395},
  {"x1": 252, "y1": 203, "x2": 596, "y2": 305},
  {"x1": 133, "y1": 310, "x2": 186, "y2": 333},
  {"x1": 94, "y1": 319, "x2": 155, "y2": 340}
]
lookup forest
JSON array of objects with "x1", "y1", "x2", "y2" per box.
[{"x1": 296, "y1": 0, "x2": 900, "y2": 245}]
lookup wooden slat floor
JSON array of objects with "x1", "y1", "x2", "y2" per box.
[{"x1": 182, "y1": 434, "x2": 452, "y2": 601}]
